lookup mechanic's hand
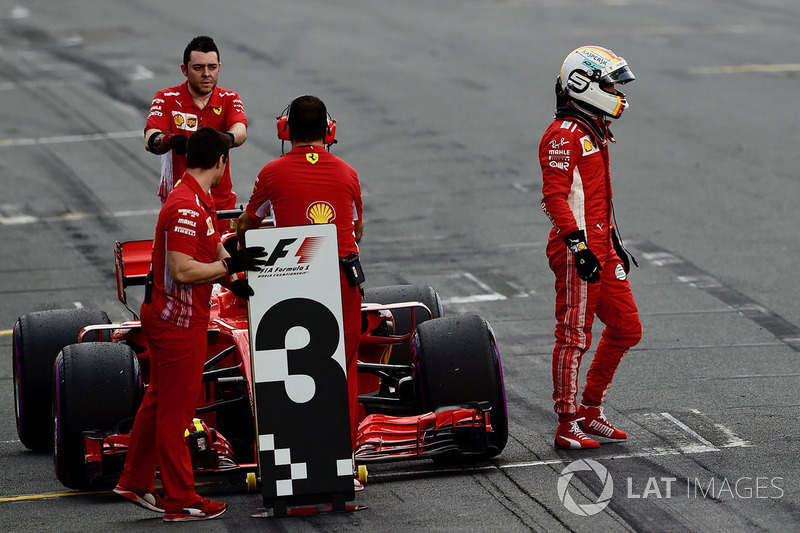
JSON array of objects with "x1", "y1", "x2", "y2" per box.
[
  {"x1": 222, "y1": 246, "x2": 268, "y2": 274},
  {"x1": 230, "y1": 278, "x2": 254, "y2": 299},
  {"x1": 564, "y1": 230, "x2": 602, "y2": 283},
  {"x1": 161, "y1": 133, "x2": 187, "y2": 155},
  {"x1": 222, "y1": 236, "x2": 239, "y2": 257},
  {"x1": 611, "y1": 228, "x2": 630, "y2": 275}
]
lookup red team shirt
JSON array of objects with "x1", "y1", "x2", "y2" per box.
[
  {"x1": 146, "y1": 82, "x2": 247, "y2": 210},
  {"x1": 149, "y1": 172, "x2": 220, "y2": 328},
  {"x1": 244, "y1": 146, "x2": 362, "y2": 256}
]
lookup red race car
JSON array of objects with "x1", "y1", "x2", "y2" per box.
[{"x1": 12, "y1": 214, "x2": 507, "y2": 491}]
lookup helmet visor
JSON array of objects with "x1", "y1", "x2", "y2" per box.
[{"x1": 602, "y1": 65, "x2": 635, "y2": 85}]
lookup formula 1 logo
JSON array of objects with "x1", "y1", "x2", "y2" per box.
[{"x1": 557, "y1": 459, "x2": 614, "y2": 516}]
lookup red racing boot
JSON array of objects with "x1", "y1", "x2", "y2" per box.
[
  {"x1": 578, "y1": 405, "x2": 627, "y2": 440},
  {"x1": 554, "y1": 419, "x2": 600, "y2": 449}
]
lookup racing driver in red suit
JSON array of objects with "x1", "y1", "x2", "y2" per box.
[
  {"x1": 539, "y1": 46, "x2": 642, "y2": 449},
  {"x1": 235, "y1": 95, "x2": 364, "y2": 486},
  {"x1": 144, "y1": 35, "x2": 247, "y2": 212}
]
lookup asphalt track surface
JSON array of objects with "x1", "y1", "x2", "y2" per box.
[{"x1": 1, "y1": 0, "x2": 799, "y2": 531}]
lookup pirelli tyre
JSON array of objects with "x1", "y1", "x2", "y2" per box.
[
  {"x1": 13, "y1": 309, "x2": 111, "y2": 451},
  {"x1": 412, "y1": 314, "x2": 508, "y2": 459},
  {"x1": 362, "y1": 285, "x2": 443, "y2": 364},
  {"x1": 53, "y1": 342, "x2": 141, "y2": 490}
]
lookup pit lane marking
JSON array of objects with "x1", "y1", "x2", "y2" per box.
[
  {"x1": 0, "y1": 490, "x2": 111, "y2": 503},
  {"x1": 0, "y1": 130, "x2": 142, "y2": 148},
  {"x1": 440, "y1": 271, "x2": 510, "y2": 305},
  {"x1": 368, "y1": 445, "x2": 723, "y2": 482},
  {"x1": 635, "y1": 236, "x2": 800, "y2": 352},
  {"x1": 689, "y1": 63, "x2": 800, "y2": 75},
  {"x1": 0, "y1": 482, "x2": 215, "y2": 504},
  {"x1": 0, "y1": 208, "x2": 160, "y2": 226}
]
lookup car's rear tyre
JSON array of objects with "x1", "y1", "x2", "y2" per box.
[
  {"x1": 13, "y1": 309, "x2": 111, "y2": 451},
  {"x1": 362, "y1": 285, "x2": 443, "y2": 364},
  {"x1": 413, "y1": 314, "x2": 508, "y2": 459},
  {"x1": 53, "y1": 342, "x2": 141, "y2": 490}
]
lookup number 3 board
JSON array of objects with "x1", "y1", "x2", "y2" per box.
[{"x1": 245, "y1": 224, "x2": 354, "y2": 510}]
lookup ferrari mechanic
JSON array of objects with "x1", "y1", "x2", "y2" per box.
[
  {"x1": 144, "y1": 35, "x2": 247, "y2": 213},
  {"x1": 235, "y1": 95, "x2": 364, "y2": 486},
  {"x1": 113, "y1": 127, "x2": 266, "y2": 521},
  {"x1": 539, "y1": 46, "x2": 643, "y2": 449}
]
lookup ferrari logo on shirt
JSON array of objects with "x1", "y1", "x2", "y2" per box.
[
  {"x1": 306, "y1": 153, "x2": 319, "y2": 164},
  {"x1": 206, "y1": 216, "x2": 215, "y2": 236},
  {"x1": 307, "y1": 201, "x2": 335, "y2": 223},
  {"x1": 212, "y1": 106, "x2": 222, "y2": 115}
]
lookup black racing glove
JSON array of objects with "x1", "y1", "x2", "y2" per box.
[
  {"x1": 161, "y1": 133, "x2": 187, "y2": 155},
  {"x1": 230, "y1": 278, "x2": 254, "y2": 299},
  {"x1": 222, "y1": 235, "x2": 239, "y2": 257},
  {"x1": 611, "y1": 227, "x2": 630, "y2": 275},
  {"x1": 222, "y1": 246, "x2": 267, "y2": 274},
  {"x1": 564, "y1": 230, "x2": 602, "y2": 284}
]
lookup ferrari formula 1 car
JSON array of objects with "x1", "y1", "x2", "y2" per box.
[{"x1": 12, "y1": 217, "x2": 507, "y2": 491}]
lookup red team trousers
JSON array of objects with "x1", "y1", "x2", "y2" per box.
[
  {"x1": 117, "y1": 305, "x2": 207, "y2": 512},
  {"x1": 547, "y1": 227, "x2": 642, "y2": 420},
  {"x1": 340, "y1": 269, "x2": 363, "y2": 449}
]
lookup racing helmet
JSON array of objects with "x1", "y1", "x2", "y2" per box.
[{"x1": 557, "y1": 46, "x2": 635, "y2": 119}]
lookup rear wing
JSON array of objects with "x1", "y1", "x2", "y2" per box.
[{"x1": 114, "y1": 240, "x2": 152, "y2": 317}]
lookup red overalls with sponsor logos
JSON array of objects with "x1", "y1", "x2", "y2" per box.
[
  {"x1": 117, "y1": 172, "x2": 220, "y2": 512},
  {"x1": 539, "y1": 115, "x2": 642, "y2": 419},
  {"x1": 145, "y1": 81, "x2": 247, "y2": 210},
  {"x1": 244, "y1": 146, "x2": 363, "y2": 446}
]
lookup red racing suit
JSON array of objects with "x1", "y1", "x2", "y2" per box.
[
  {"x1": 118, "y1": 172, "x2": 221, "y2": 512},
  {"x1": 145, "y1": 81, "x2": 247, "y2": 210},
  {"x1": 244, "y1": 145, "x2": 363, "y2": 447},
  {"x1": 539, "y1": 111, "x2": 642, "y2": 420}
]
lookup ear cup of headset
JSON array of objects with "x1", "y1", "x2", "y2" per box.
[
  {"x1": 324, "y1": 119, "x2": 336, "y2": 145},
  {"x1": 276, "y1": 115, "x2": 290, "y2": 141}
]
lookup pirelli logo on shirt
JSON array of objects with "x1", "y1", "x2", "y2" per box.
[
  {"x1": 172, "y1": 208, "x2": 201, "y2": 237},
  {"x1": 172, "y1": 110, "x2": 199, "y2": 132}
]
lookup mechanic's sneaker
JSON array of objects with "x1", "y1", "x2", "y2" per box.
[
  {"x1": 554, "y1": 419, "x2": 600, "y2": 449},
  {"x1": 163, "y1": 498, "x2": 227, "y2": 522},
  {"x1": 578, "y1": 405, "x2": 627, "y2": 440},
  {"x1": 354, "y1": 474, "x2": 364, "y2": 492},
  {"x1": 113, "y1": 484, "x2": 165, "y2": 513}
]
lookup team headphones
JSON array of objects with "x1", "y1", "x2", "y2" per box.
[{"x1": 275, "y1": 96, "x2": 337, "y2": 150}]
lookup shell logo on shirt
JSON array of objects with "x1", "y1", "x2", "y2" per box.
[
  {"x1": 581, "y1": 135, "x2": 599, "y2": 155},
  {"x1": 307, "y1": 201, "x2": 335, "y2": 224},
  {"x1": 172, "y1": 111, "x2": 199, "y2": 132}
]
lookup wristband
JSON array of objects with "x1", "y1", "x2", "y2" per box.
[{"x1": 147, "y1": 131, "x2": 161, "y2": 152}]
